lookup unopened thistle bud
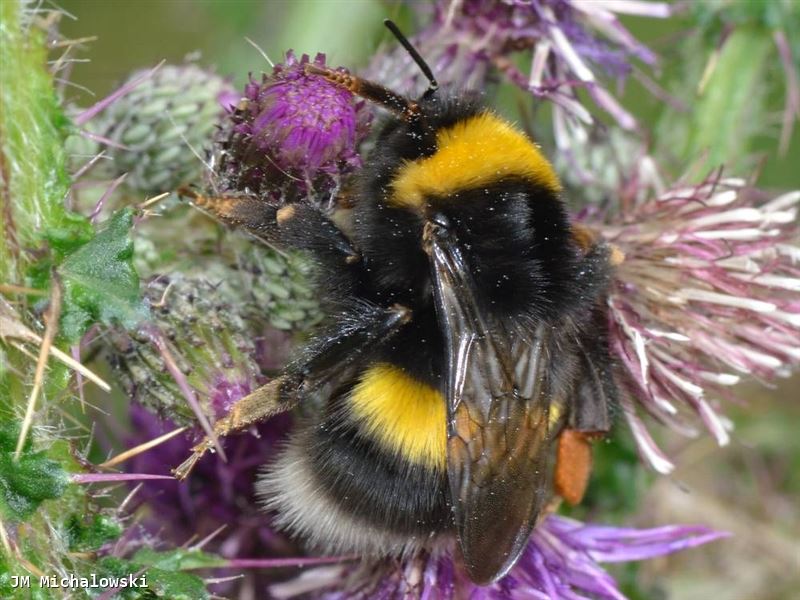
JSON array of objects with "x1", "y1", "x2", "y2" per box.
[
  {"x1": 227, "y1": 246, "x2": 323, "y2": 332},
  {"x1": 99, "y1": 64, "x2": 235, "y2": 195},
  {"x1": 107, "y1": 276, "x2": 260, "y2": 422}
]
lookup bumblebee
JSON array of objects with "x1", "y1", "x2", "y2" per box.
[{"x1": 176, "y1": 21, "x2": 618, "y2": 585}]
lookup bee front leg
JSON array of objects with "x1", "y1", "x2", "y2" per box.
[
  {"x1": 179, "y1": 187, "x2": 280, "y2": 241},
  {"x1": 274, "y1": 202, "x2": 361, "y2": 265},
  {"x1": 179, "y1": 187, "x2": 362, "y2": 266}
]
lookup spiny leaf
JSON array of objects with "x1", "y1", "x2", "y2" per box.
[
  {"x1": 98, "y1": 556, "x2": 210, "y2": 600},
  {"x1": 66, "y1": 514, "x2": 123, "y2": 552},
  {"x1": 0, "y1": 421, "x2": 69, "y2": 522},
  {"x1": 58, "y1": 208, "x2": 149, "y2": 342}
]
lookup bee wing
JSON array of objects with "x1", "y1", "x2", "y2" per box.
[{"x1": 427, "y1": 226, "x2": 559, "y2": 584}]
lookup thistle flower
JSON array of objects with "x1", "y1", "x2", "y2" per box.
[
  {"x1": 366, "y1": 0, "x2": 670, "y2": 132},
  {"x1": 600, "y1": 179, "x2": 800, "y2": 472},
  {"x1": 270, "y1": 516, "x2": 726, "y2": 599},
  {"x1": 122, "y1": 403, "x2": 295, "y2": 596},
  {"x1": 215, "y1": 52, "x2": 372, "y2": 202},
  {"x1": 97, "y1": 64, "x2": 235, "y2": 195}
]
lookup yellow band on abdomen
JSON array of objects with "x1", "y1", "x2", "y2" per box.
[{"x1": 348, "y1": 363, "x2": 447, "y2": 469}]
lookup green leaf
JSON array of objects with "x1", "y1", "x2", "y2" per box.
[
  {"x1": 143, "y1": 568, "x2": 209, "y2": 600},
  {"x1": 66, "y1": 514, "x2": 123, "y2": 552},
  {"x1": 44, "y1": 211, "x2": 95, "y2": 259},
  {"x1": 97, "y1": 556, "x2": 210, "y2": 600},
  {"x1": 0, "y1": 422, "x2": 69, "y2": 522},
  {"x1": 0, "y1": 420, "x2": 29, "y2": 453},
  {"x1": 58, "y1": 208, "x2": 149, "y2": 341}
]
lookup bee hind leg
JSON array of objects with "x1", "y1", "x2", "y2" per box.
[
  {"x1": 558, "y1": 312, "x2": 617, "y2": 505},
  {"x1": 554, "y1": 429, "x2": 605, "y2": 505},
  {"x1": 172, "y1": 375, "x2": 299, "y2": 480},
  {"x1": 172, "y1": 303, "x2": 413, "y2": 481}
]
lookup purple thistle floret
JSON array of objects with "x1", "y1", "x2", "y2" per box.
[
  {"x1": 366, "y1": 0, "x2": 669, "y2": 132},
  {"x1": 125, "y1": 403, "x2": 297, "y2": 594},
  {"x1": 217, "y1": 51, "x2": 372, "y2": 202},
  {"x1": 599, "y1": 179, "x2": 800, "y2": 472},
  {"x1": 269, "y1": 516, "x2": 726, "y2": 599}
]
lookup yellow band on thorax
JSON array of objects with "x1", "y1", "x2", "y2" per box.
[
  {"x1": 348, "y1": 363, "x2": 446, "y2": 469},
  {"x1": 390, "y1": 111, "x2": 561, "y2": 209}
]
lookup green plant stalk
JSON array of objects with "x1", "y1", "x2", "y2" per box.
[
  {"x1": 0, "y1": 8, "x2": 102, "y2": 595},
  {"x1": 0, "y1": 1, "x2": 87, "y2": 283},
  {"x1": 0, "y1": 7, "x2": 210, "y2": 596},
  {"x1": 686, "y1": 25, "x2": 773, "y2": 174},
  {"x1": 0, "y1": 0, "x2": 93, "y2": 411}
]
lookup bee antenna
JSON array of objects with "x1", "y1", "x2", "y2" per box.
[{"x1": 383, "y1": 19, "x2": 439, "y2": 97}]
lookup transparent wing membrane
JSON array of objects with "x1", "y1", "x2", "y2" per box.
[{"x1": 426, "y1": 223, "x2": 560, "y2": 584}]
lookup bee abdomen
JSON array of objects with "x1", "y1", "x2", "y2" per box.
[{"x1": 257, "y1": 423, "x2": 450, "y2": 558}]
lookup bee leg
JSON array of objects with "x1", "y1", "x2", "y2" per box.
[
  {"x1": 570, "y1": 223, "x2": 597, "y2": 254},
  {"x1": 172, "y1": 375, "x2": 299, "y2": 480},
  {"x1": 305, "y1": 64, "x2": 422, "y2": 122},
  {"x1": 571, "y1": 222, "x2": 624, "y2": 265},
  {"x1": 275, "y1": 202, "x2": 361, "y2": 265},
  {"x1": 173, "y1": 303, "x2": 413, "y2": 480},
  {"x1": 274, "y1": 202, "x2": 365, "y2": 299},
  {"x1": 559, "y1": 327, "x2": 614, "y2": 505},
  {"x1": 178, "y1": 187, "x2": 279, "y2": 241},
  {"x1": 571, "y1": 293, "x2": 618, "y2": 435},
  {"x1": 179, "y1": 187, "x2": 362, "y2": 267},
  {"x1": 334, "y1": 183, "x2": 357, "y2": 209},
  {"x1": 554, "y1": 429, "x2": 603, "y2": 505}
]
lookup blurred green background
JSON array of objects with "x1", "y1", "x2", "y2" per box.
[{"x1": 57, "y1": 2, "x2": 799, "y2": 599}]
